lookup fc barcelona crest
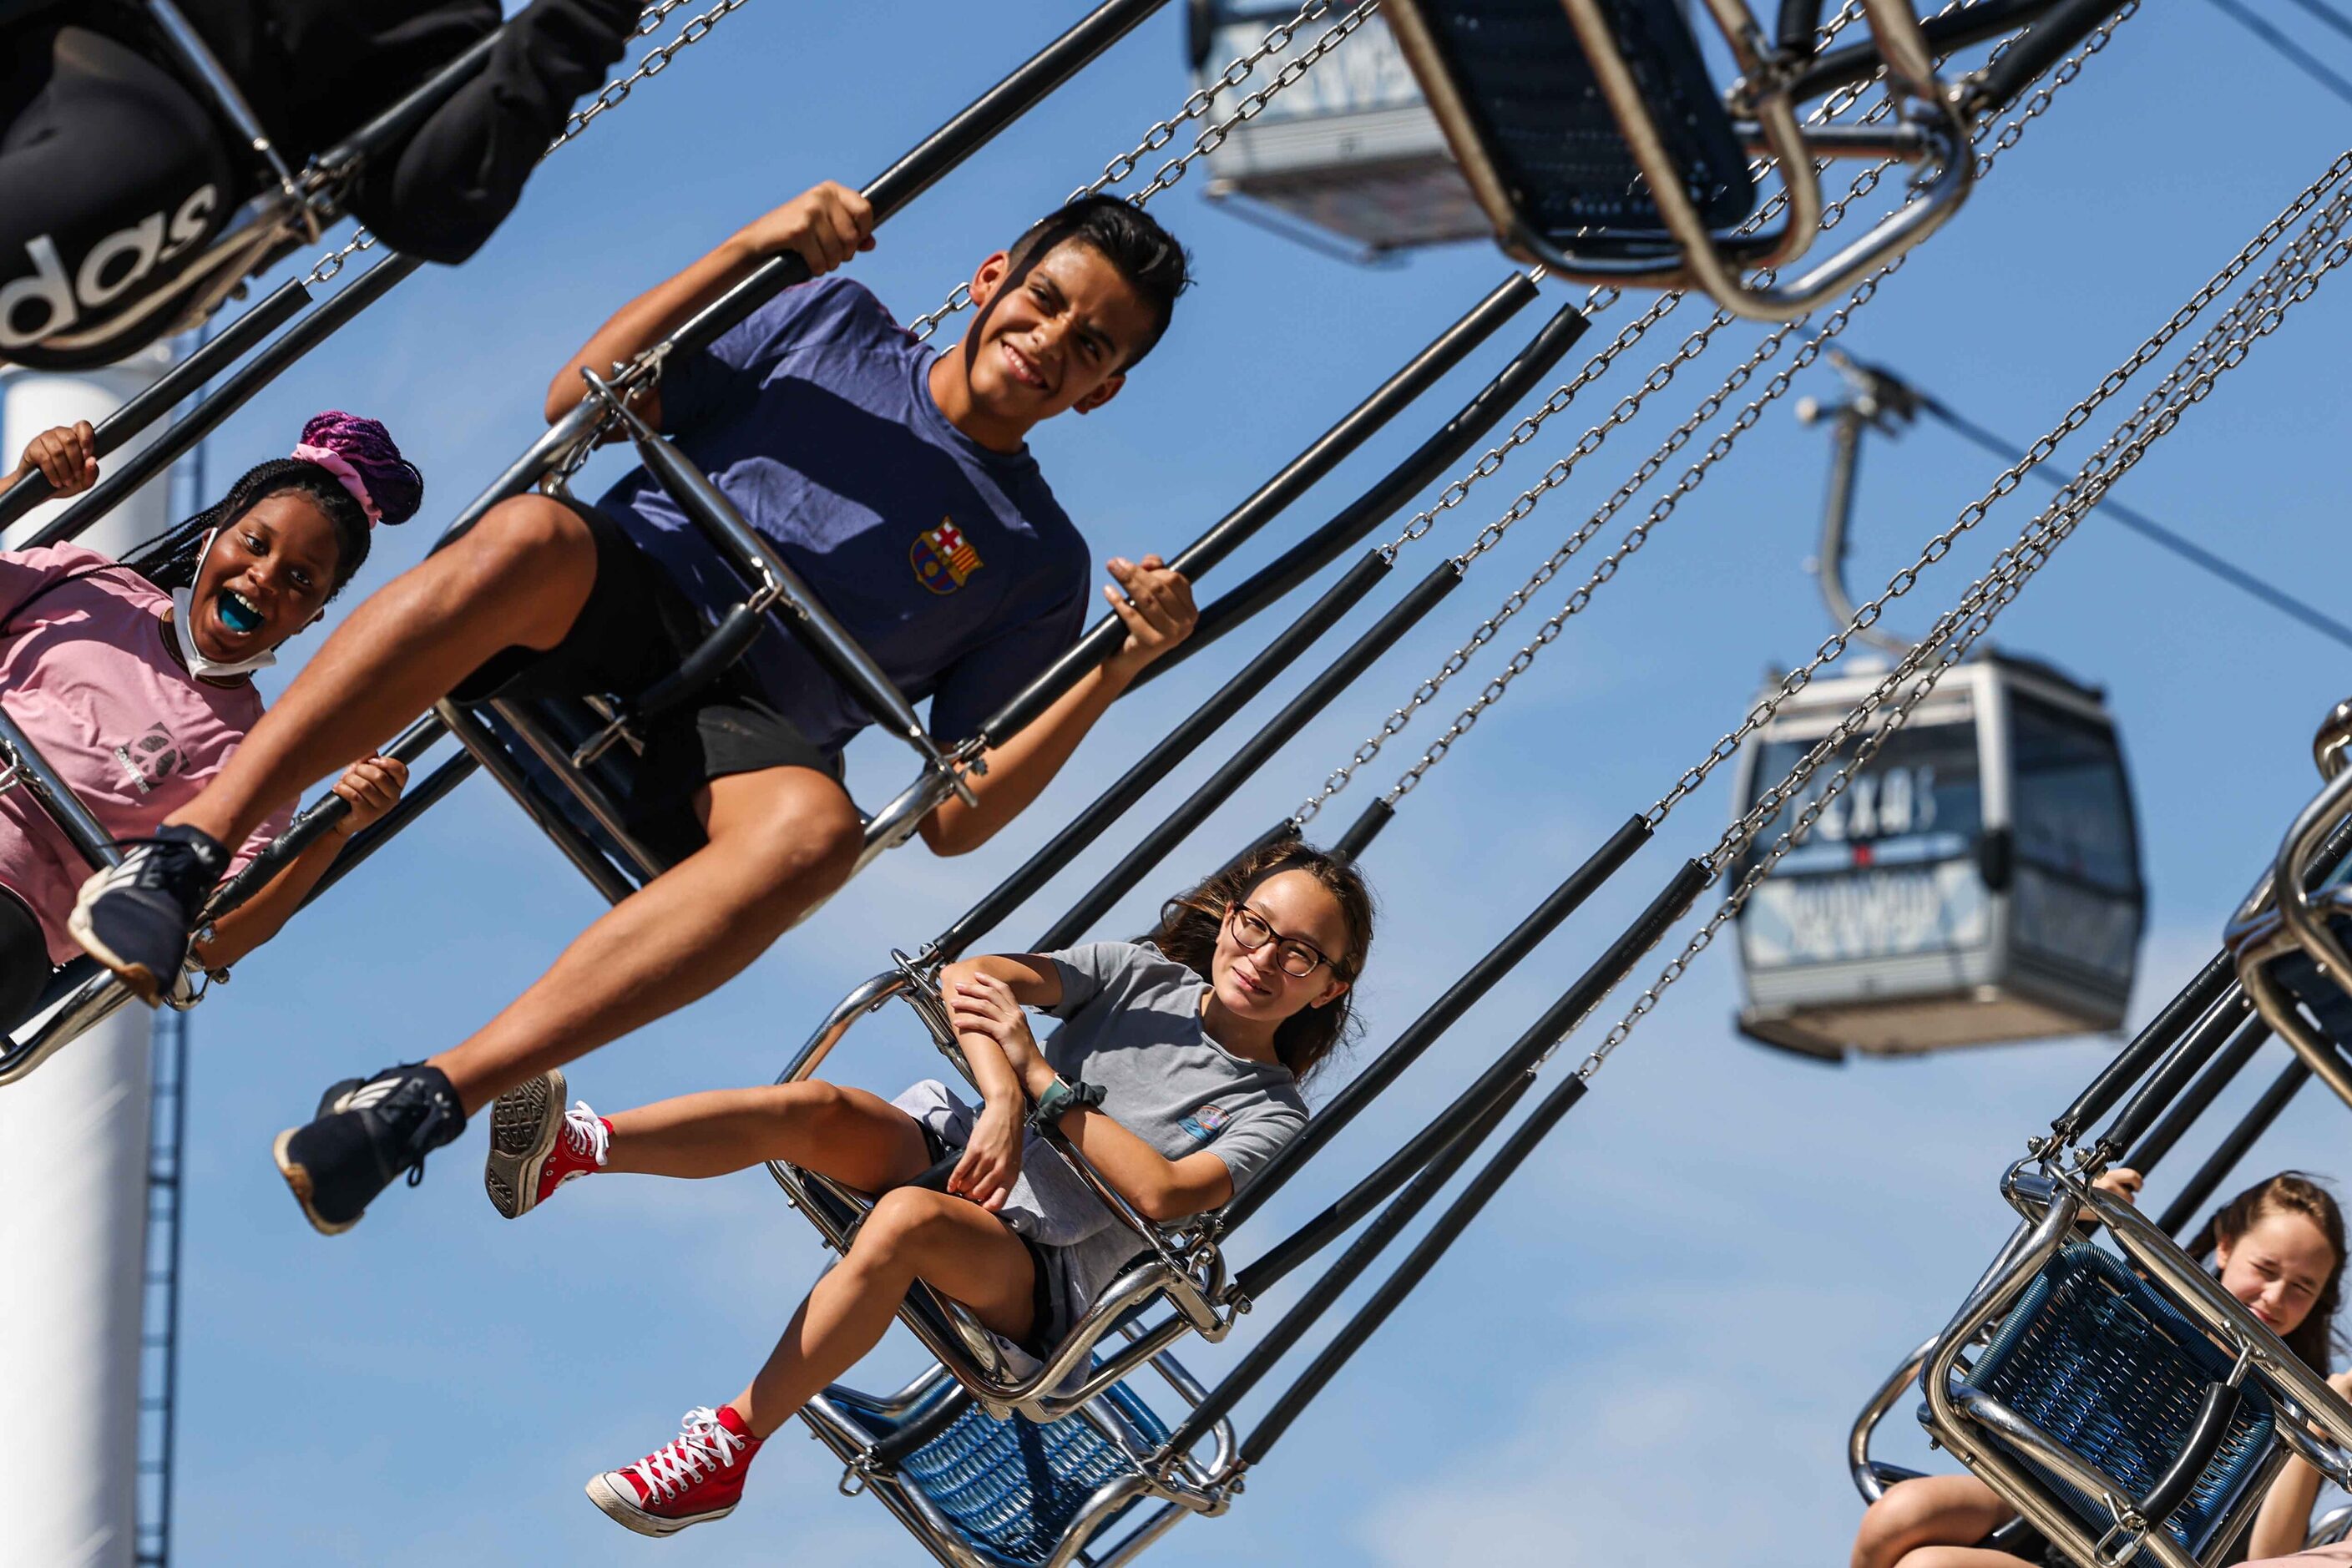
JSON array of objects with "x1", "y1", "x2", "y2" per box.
[{"x1": 911, "y1": 518, "x2": 983, "y2": 595}]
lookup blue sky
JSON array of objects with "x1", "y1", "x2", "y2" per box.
[{"x1": 114, "y1": 3, "x2": 2352, "y2": 1563}]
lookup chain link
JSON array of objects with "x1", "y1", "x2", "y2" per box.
[
  {"x1": 298, "y1": 0, "x2": 747, "y2": 289},
  {"x1": 908, "y1": 1, "x2": 1380, "y2": 340},
  {"x1": 1568, "y1": 177, "x2": 2352, "y2": 1084},
  {"x1": 1291, "y1": 0, "x2": 2066, "y2": 825}
]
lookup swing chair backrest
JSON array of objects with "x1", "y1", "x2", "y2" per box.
[
  {"x1": 2228, "y1": 715, "x2": 2352, "y2": 1113},
  {"x1": 1944, "y1": 1241, "x2": 2279, "y2": 1560},
  {"x1": 802, "y1": 1356, "x2": 1228, "y2": 1568},
  {"x1": 1379, "y1": 0, "x2": 1977, "y2": 321}
]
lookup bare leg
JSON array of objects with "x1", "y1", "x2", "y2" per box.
[
  {"x1": 603, "y1": 1081, "x2": 932, "y2": 1190},
  {"x1": 726, "y1": 1187, "x2": 1036, "y2": 1438},
  {"x1": 425, "y1": 766, "x2": 862, "y2": 1113},
  {"x1": 1854, "y1": 1476, "x2": 2021, "y2": 1568},
  {"x1": 165, "y1": 494, "x2": 600, "y2": 847}
]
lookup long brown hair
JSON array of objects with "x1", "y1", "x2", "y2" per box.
[
  {"x1": 2186, "y1": 1171, "x2": 2347, "y2": 1373},
  {"x1": 1143, "y1": 840, "x2": 1375, "y2": 1084}
]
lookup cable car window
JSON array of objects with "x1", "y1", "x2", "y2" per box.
[
  {"x1": 1741, "y1": 720, "x2": 1985, "y2": 880},
  {"x1": 2009, "y1": 694, "x2": 2139, "y2": 896}
]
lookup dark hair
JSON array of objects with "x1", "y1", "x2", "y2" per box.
[
  {"x1": 1142, "y1": 840, "x2": 1375, "y2": 1084},
  {"x1": 1002, "y1": 195, "x2": 1191, "y2": 368},
  {"x1": 2187, "y1": 1171, "x2": 2348, "y2": 1373},
  {"x1": 129, "y1": 411, "x2": 420, "y2": 599}
]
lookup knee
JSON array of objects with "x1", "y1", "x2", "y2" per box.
[
  {"x1": 738, "y1": 785, "x2": 862, "y2": 893},
  {"x1": 1851, "y1": 1479, "x2": 1970, "y2": 1568},
  {"x1": 853, "y1": 1187, "x2": 953, "y2": 1267},
  {"x1": 456, "y1": 496, "x2": 594, "y2": 587}
]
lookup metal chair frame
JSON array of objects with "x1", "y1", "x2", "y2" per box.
[
  {"x1": 765, "y1": 953, "x2": 1237, "y2": 1424},
  {"x1": 1378, "y1": 0, "x2": 1982, "y2": 321},
  {"x1": 797, "y1": 1341, "x2": 1237, "y2": 1568},
  {"x1": 2227, "y1": 702, "x2": 2352, "y2": 1113}
]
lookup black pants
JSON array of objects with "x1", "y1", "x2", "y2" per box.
[
  {"x1": 0, "y1": 888, "x2": 49, "y2": 1035},
  {"x1": 0, "y1": 0, "x2": 634, "y2": 368}
]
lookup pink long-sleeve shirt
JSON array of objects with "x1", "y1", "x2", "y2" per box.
[{"x1": 0, "y1": 544, "x2": 286, "y2": 964}]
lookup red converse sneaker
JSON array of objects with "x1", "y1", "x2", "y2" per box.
[
  {"x1": 585, "y1": 1405, "x2": 761, "y2": 1536},
  {"x1": 483, "y1": 1069, "x2": 609, "y2": 1219}
]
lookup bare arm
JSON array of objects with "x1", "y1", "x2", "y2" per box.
[
  {"x1": 920, "y1": 556, "x2": 1197, "y2": 856},
  {"x1": 194, "y1": 757, "x2": 408, "y2": 969},
  {"x1": 542, "y1": 181, "x2": 875, "y2": 427},
  {"x1": 2247, "y1": 1368, "x2": 2352, "y2": 1558},
  {"x1": 946, "y1": 973, "x2": 1234, "y2": 1224},
  {"x1": 2, "y1": 422, "x2": 99, "y2": 498}
]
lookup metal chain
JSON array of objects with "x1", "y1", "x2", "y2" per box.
[
  {"x1": 299, "y1": 0, "x2": 746, "y2": 288},
  {"x1": 1374, "y1": 0, "x2": 1902, "y2": 560},
  {"x1": 1568, "y1": 180, "x2": 2352, "y2": 1084},
  {"x1": 908, "y1": 0, "x2": 1380, "y2": 340},
  {"x1": 1291, "y1": 0, "x2": 2061, "y2": 824},
  {"x1": 1655, "y1": 136, "x2": 2339, "y2": 836}
]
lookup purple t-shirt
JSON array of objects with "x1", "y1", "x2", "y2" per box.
[{"x1": 595, "y1": 277, "x2": 1091, "y2": 757}]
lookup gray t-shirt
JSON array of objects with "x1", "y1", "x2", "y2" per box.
[{"x1": 892, "y1": 940, "x2": 1308, "y2": 1310}]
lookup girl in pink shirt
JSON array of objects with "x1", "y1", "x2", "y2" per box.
[{"x1": 0, "y1": 412, "x2": 422, "y2": 1028}]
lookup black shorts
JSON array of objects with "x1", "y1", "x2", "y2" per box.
[
  {"x1": 450, "y1": 496, "x2": 835, "y2": 863},
  {"x1": 916, "y1": 1121, "x2": 1063, "y2": 1360}
]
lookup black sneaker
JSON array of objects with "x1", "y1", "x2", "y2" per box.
[
  {"x1": 271, "y1": 1064, "x2": 468, "y2": 1236},
  {"x1": 68, "y1": 825, "x2": 229, "y2": 1004}
]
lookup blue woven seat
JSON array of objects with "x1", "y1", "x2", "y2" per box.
[
  {"x1": 1941, "y1": 1242, "x2": 2278, "y2": 1556},
  {"x1": 835, "y1": 1376, "x2": 1173, "y2": 1568}
]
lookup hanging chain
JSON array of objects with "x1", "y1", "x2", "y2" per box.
[
  {"x1": 1291, "y1": 0, "x2": 2134, "y2": 825},
  {"x1": 908, "y1": 0, "x2": 1380, "y2": 340},
  {"x1": 1375, "y1": 0, "x2": 1901, "y2": 561},
  {"x1": 1653, "y1": 132, "x2": 2340, "y2": 834},
  {"x1": 1567, "y1": 179, "x2": 2352, "y2": 1084},
  {"x1": 299, "y1": 0, "x2": 746, "y2": 289}
]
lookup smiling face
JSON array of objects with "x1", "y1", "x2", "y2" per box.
[
  {"x1": 1206, "y1": 868, "x2": 1356, "y2": 1029},
  {"x1": 2216, "y1": 1207, "x2": 2339, "y2": 1338},
  {"x1": 187, "y1": 490, "x2": 343, "y2": 665},
  {"x1": 958, "y1": 240, "x2": 1162, "y2": 427}
]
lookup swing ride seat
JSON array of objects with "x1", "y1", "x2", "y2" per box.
[
  {"x1": 2227, "y1": 708, "x2": 2352, "y2": 1111},
  {"x1": 1377, "y1": 0, "x2": 1978, "y2": 319},
  {"x1": 801, "y1": 1359, "x2": 1229, "y2": 1568},
  {"x1": 1936, "y1": 1241, "x2": 2279, "y2": 1562},
  {"x1": 764, "y1": 959, "x2": 1231, "y2": 1424}
]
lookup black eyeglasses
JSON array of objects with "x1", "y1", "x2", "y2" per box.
[{"x1": 1227, "y1": 904, "x2": 1341, "y2": 979}]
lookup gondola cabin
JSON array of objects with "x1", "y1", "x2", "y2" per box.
[
  {"x1": 1731, "y1": 655, "x2": 2144, "y2": 1060},
  {"x1": 1187, "y1": 1, "x2": 1489, "y2": 251}
]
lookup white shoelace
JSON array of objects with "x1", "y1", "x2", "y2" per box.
[
  {"x1": 627, "y1": 1408, "x2": 745, "y2": 1501},
  {"x1": 563, "y1": 1101, "x2": 610, "y2": 1167}
]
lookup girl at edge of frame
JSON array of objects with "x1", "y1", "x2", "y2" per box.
[
  {"x1": 477, "y1": 838, "x2": 1378, "y2": 1538},
  {"x1": 0, "y1": 412, "x2": 422, "y2": 1027},
  {"x1": 1854, "y1": 1168, "x2": 2351, "y2": 1568}
]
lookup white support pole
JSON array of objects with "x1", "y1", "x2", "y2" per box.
[{"x1": 0, "y1": 350, "x2": 180, "y2": 1568}]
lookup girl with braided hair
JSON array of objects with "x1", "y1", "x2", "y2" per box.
[{"x1": 0, "y1": 411, "x2": 422, "y2": 1025}]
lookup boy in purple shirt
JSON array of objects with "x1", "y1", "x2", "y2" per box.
[{"x1": 73, "y1": 183, "x2": 1200, "y2": 1234}]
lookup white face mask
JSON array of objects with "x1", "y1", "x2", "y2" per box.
[{"x1": 169, "y1": 529, "x2": 278, "y2": 681}]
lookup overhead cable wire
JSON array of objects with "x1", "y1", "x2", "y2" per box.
[
  {"x1": 2286, "y1": 0, "x2": 2352, "y2": 49},
  {"x1": 2201, "y1": 0, "x2": 2352, "y2": 109},
  {"x1": 1918, "y1": 398, "x2": 2352, "y2": 655}
]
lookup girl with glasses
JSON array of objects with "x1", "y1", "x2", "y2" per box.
[{"x1": 478, "y1": 838, "x2": 1374, "y2": 1536}]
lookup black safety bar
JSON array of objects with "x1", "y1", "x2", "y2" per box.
[
  {"x1": 1776, "y1": 0, "x2": 1830, "y2": 59},
  {"x1": 2155, "y1": 1058, "x2": 2318, "y2": 1242},
  {"x1": 201, "y1": 716, "x2": 451, "y2": 919},
  {"x1": 981, "y1": 270, "x2": 1540, "y2": 736},
  {"x1": 1234, "y1": 857, "x2": 1710, "y2": 1297},
  {"x1": 28, "y1": 255, "x2": 422, "y2": 551},
  {"x1": 2122, "y1": 1017, "x2": 2273, "y2": 1179},
  {"x1": 2090, "y1": 992, "x2": 2260, "y2": 1170},
  {"x1": 1162, "y1": 1075, "x2": 1532, "y2": 1459},
  {"x1": 931, "y1": 552, "x2": 1393, "y2": 961},
  {"x1": 1787, "y1": 0, "x2": 2060, "y2": 104},
  {"x1": 2138, "y1": 1378, "x2": 2247, "y2": 1531},
  {"x1": 1135, "y1": 291, "x2": 1593, "y2": 688},
  {"x1": 1222, "y1": 813, "x2": 1655, "y2": 1231},
  {"x1": 1241, "y1": 1065, "x2": 1590, "y2": 1466},
  {"x1": 0, "y1": 282, "x2": 311, "y2": 531},
  {"x1": 1034, "y1": 562, "x2": 1467, "y2": 951},
  {"x1": 1969, "y1": 0, "x2": 2135, "y2": 114}
]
